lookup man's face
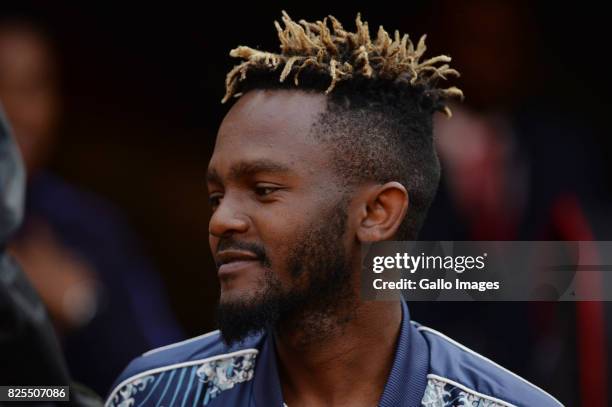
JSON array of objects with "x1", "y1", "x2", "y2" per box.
[
  {"x1": 0, "y1": 26, "x2": 59, "y2": 174},
  {"x1": 207, "y1": 89, "x2": 355, "y2": 343}
]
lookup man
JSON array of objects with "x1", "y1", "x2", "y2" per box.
[
  {"x1": 106, "y1": 12, "x2": 562, "y2": 406},
  {"x1": 0, "y1": 103, "x2": 103, "y2": 404},
  {"x1": 0, "y1": 20, "x2": 183, "y2": 394}
]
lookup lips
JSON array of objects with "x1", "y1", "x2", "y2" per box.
[{"x1": 216, "y1": 250, "x2": 261, "y2": 277}]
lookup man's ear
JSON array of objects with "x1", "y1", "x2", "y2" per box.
[{"x1": 355, "y1": 182, "x2": 409, "y2": 242}]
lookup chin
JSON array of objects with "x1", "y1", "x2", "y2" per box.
[
  {"x1": 219, "y1": 265, "x2": 280, "y2": 304},
  {"x1": 219, "y1": 285, "x2": 261, "y2": 305}
]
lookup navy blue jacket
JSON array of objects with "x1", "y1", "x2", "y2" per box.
[{"x1": 106, "y1": 300, "x2": 562, "y2": 406}]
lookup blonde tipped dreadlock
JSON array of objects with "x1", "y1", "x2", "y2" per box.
[{"x1": 222, "y1": 11, "x2": 463, "y2": 117}]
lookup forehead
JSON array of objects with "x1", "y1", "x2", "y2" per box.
[
  {"x1": 0, "y1": 27, "x2": 54, "y2": 79},
  {"x1": 209, "y1": 89, "x2": 329, "y2": 176}
]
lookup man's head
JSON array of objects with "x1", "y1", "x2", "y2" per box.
[
  {"x1": 0, "y1": 20, "x2": 60, "y2": 175},
  {"x1": 207, "y1": 12, "x2": 461, "y2": 344}
]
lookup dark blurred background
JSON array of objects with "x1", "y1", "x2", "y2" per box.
[{"x1": 0, "y1": 1, "x2": 610, "y2": 406}]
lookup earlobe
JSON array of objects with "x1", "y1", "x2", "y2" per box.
[{"x1": 356, "y1": 182, "x2": 409, "y2": 242}]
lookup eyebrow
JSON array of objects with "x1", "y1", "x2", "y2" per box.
[{"x1": 207, "y1": 159, "x2": 293, "y2": 184}]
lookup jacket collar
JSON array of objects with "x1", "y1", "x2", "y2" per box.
[{"x1": 252, "y1": 298, "x2": 429, "y2": 407}]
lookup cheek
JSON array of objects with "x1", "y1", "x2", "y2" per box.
[{"x1": 252, "y1": 210, "x2": 304, "y2": 282}]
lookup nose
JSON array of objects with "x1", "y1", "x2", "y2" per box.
[{"x1": 208, "y1": 194, "x2": 249, "y2": 238}]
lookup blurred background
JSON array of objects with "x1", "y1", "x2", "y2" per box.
[{"x1": 0, "y1": 1, "x2": 610, "y2": 405}]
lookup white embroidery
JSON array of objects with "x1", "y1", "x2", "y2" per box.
[
  {"x1": 111, "y1": 375, "x2": 155, "y2": 407},
  {"x1": 198, "y1": 352, "x2": 257, "y2": 404},
  {"x1": 105, "y1": 349, "x2": 258, "y2": 407},
  {"x1": 421, "y1": 378, "x2": 511, "y2": 407}
]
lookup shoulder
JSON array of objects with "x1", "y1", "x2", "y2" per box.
[
  {"x1": 27, "y1": 172, "x2": 128, "y2": 236},
  {"x1": 414, "y1": 322, "x2": 563, "y2": 407},
  {"x1": 105, "y1": 330, "x2": 261, "y2": 407}
]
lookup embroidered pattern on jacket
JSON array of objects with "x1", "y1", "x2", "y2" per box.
[
  {"x1": 197, "y1": 352, "x2": 257, "y2": 404},
  {"x1": 110, "y1": 375, "x2": 155, "y2": 407},
  {"x1": 421, "y1": 377, "x2": 508, "y2": 407},
  {"x1": 107, "y1": 351, "x2": 257, "y2": 407}
]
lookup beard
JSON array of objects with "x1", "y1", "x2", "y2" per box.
[{"x1": 215, "y1": 197, "x2": 356, "y2": 346}]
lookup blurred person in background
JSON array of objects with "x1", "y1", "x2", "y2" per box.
[
  {"x1": 415, "y1": 1, "x2": 609, "y2": 405},
  {"x1": 0, "y1": 19, "x2": 183, "y2": 395}
]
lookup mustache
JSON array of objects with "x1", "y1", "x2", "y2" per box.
[{"x1": 215, "y1": 238, "x2": 270, "y2": 267}]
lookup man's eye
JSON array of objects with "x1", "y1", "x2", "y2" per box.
[
  {"x1": 254, "y1": 186, "x2": 279, "y2": 197},
  {"x1": 208, "y1": 194, "x2": 222, "y2": 208}
]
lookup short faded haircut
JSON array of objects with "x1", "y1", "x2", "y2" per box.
[{"x1": 221, "y1": 11, "x2": 463, "y2": 239}]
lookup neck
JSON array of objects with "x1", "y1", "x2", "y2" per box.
[{"x1": 274, "y1": 300, "x2": 402, "y2": 407}]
